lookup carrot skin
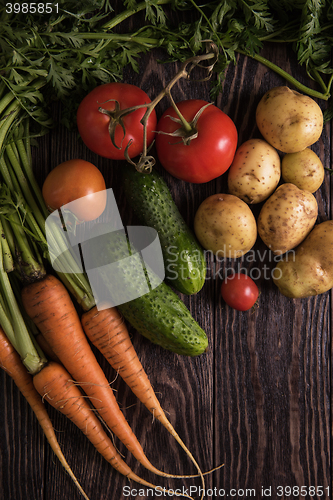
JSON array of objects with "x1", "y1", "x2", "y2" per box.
[
  {"x1": 81, "y1": 306, "x2": 206, "y2": 493},
  {"x1": 33, "y1": 360, "x2": 138, "y2": 478},
  {"x1": 34, "y1": 332, "x2": 60, "y2": 363},
  {"x1": 0, "y1": 328, "x2": 188, "y2": 496},
  {"x1": 33, "y1": 361, "x2": 195, "y2": 497},
  {"x1": 21, "y1": 275, "x2": 168, "y2": 476},
  {"x1": 0, "y1": 327, "x2": 90, "y2": 500},
  {"x1": 81, "y1": 306, "x2": 164, "y2": 417}
]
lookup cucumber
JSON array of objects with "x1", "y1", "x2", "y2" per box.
[
  {"x1": 83, "y1": 225, "x2": 208, "y2": 356},
  {"x1": 121, "y1": 164, "x2": 206, "y2": 295}
]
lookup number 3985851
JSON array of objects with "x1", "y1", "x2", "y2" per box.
[{"x1": 5, "y1": 3, "x2": 59, "y2": 14}]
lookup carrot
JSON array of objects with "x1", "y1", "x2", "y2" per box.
[
  {"x1": 21, "y1": 274, "x2": 188, "y2": 480},
  {"x1": 81, "y1": 306, "x2": 205, "y2": 475},
  {"x1": 33, "y1": 360, "x2": 194, "y2": 498},
  {"x1": 34, "y1": 332, "x2": 60, "y2": 363},
  {"x1": 0, "y1": 326, "x2": 90, "y2": 500}
]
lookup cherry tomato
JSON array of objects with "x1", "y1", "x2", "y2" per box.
[
  {"x1": 76, "y1": 83, "x2": 157, "y2": 160},
  {"x1": 155, "y1": 99, "x2": 238, "y2": 183},
  {"x1": 221, "y1": 272, "x2": 259, "y2": 311},
  {"x1": 42, "y1": 159, "x2": 107, "y2": 221}
]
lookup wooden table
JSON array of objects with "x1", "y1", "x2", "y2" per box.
[{"x1": 0, "y1": 6, "x2": 331, "y2": 500}]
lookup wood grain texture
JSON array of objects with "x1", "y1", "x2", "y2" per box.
[{"x1": 0, "y1": 4, "x2": 331, "y2": 500}]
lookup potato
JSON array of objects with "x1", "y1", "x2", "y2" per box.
[
  {"x1": 257, "y1": 183, "x2": 318, "y2": 255},
  {"x1": 228, "y1": 138, "x2": 281, "y2": 204},
  {"x1": 194, "y1": 194, "x2": 257, "y2": 258},
  {"x1": 256, "y1": 86, "x2": 323, "y2": 153},
  {"x1": 281, "y1": 148, "x2": 324, "y2": 193},
  {"x1": 273, "y1": 220, "x2": 333, "y2": 298}
]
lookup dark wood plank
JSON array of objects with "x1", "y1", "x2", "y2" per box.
[{"x1": 0, "y1": 5, "x2": 331, "y2": 500}]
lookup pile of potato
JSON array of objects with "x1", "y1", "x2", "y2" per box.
[{"x1": 194, "y1": 86, "x2": 333, "y2": 299}]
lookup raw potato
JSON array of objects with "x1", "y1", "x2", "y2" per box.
[
  {"x1": 281, "y1": 148, "x2": 324, "y2": 193},
  {"x1": 257, "y1": 183, "x2": 318, "y2": 255},
  {"x1": 194, "y1": 194, "x2": 257, "y2": 258},
  {"x1": 273, "y1": 220, "x2": 333, "y2": 298},
  {"x1": 256, "y1": 86, "x2": 323, "y2": 153},
  {"x1": 228, "y1": 138, "x2": 281, "y2": 204}
]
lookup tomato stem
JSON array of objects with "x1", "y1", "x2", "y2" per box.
[
  {"x1": 98, "y1": 100, "x2": 132, "y2": 151},
  {"x1": 163, "y1": 90, "x2": 192, "y2": 134},
  {"x1": 121, "y1": 43, "x2": 219, "y2": 172}
]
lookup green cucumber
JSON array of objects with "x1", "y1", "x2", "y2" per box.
[
  {"x1": 84, "y1": 225, "x2": 208, "y2": 356},
  {"x1": 121, "y1": 164, "x2": 206, "y2": 295}
]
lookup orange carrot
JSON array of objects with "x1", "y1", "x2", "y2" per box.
[
  {"x1": 33, "y1": 360, "x2": 194, "y2": 498},
  {"x1": 21, "y1": 274, "x2": 184, "y2": 479},
  {"x1": 34, "y1": 332, "x2": 60, "y2": 363},
  {"x1": 81, "y1": 306, "x2": 206, "y2": 479},
  {"x1": 0, "y1": 326, "x2": 90, "y2": 500}
]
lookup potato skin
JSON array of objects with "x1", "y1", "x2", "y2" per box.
[
  {"x1": 257, "y1": 183, "x2": 318, "y2": 255},
  {"x1": 228, "y1": 138, "x2": 281, "y2": 204},
  {"x1": 256, "y1": 86, "x2": 323, "y2": 153},
  {"x1": 273, "y1": 220, "x2": 333, "y2": 298},
  {"x1": 194, "y1": 194, "x2": 257, "y2": 258},
  {"x1": 281, "y1": 148, "x2": 324, "y2": 193}
]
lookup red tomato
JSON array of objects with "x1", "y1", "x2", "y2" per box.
[
  {"x1": 42, "y1": 159, "x2": 107, "y2": 222},
  {"x1": 155, "y1": 99, "x2": 238, "y2": 183},
  {"x1": 76, "y1": 83, "x2": 157, "y2": 160},
  {"x1": 221, "y1": 273, "x2": 259, "y2": 311}
]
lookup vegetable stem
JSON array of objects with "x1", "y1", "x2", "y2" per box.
[
  {"x1": 0, "y1": 221, "x2": 45, "y2": 374},
  {"x1": 122, "y1": 46, "x2": 218, "y2": 172},
  {"x1": 4, "y1": 143, "x2": 47, "y2": 232},
  {"x1": 311, "y1": 68, "x2": 331, "y2": 96},
  {"x1": 0, "y1": 92, "x2": 15, "y2": 117},
  {"x1": 237, "y1": 50, "x2": 330, "y2": 100},
  {"x1": 101, "y1": 0, "x2": 171, "y2": 30},
  {"x1": 0, "y1": 102, "x2": 21, "y2": 153},
  {"x1": 0, "y1": 107, "x2": 95, "y2": 311},
  {"x1": 0, "y1": 216, "x2": 14, "y2": 272}
]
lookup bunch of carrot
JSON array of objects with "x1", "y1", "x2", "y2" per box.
[
  {"x1": 0, "y1": 294, "x2": 196, "y2": 499},
  {"x1": 0, "y1": 113, "x2": 93, "y2": 497},
  {"x1": 0, "y1": 109, "x2": 210, "y2": 498},
  {"x1": 0, "y1": 326, "x2": 90, "y2": 500},
  {"x1": 21, "y1": 274, "x2": 206, "y2": 495},
  {"x1": 0, "y1": 253, "x2": 204, "y2": 497}
]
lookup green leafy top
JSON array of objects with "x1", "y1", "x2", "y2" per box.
[{"x1": 0, "y1": 0, "x2": 332, "y2": 131}]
